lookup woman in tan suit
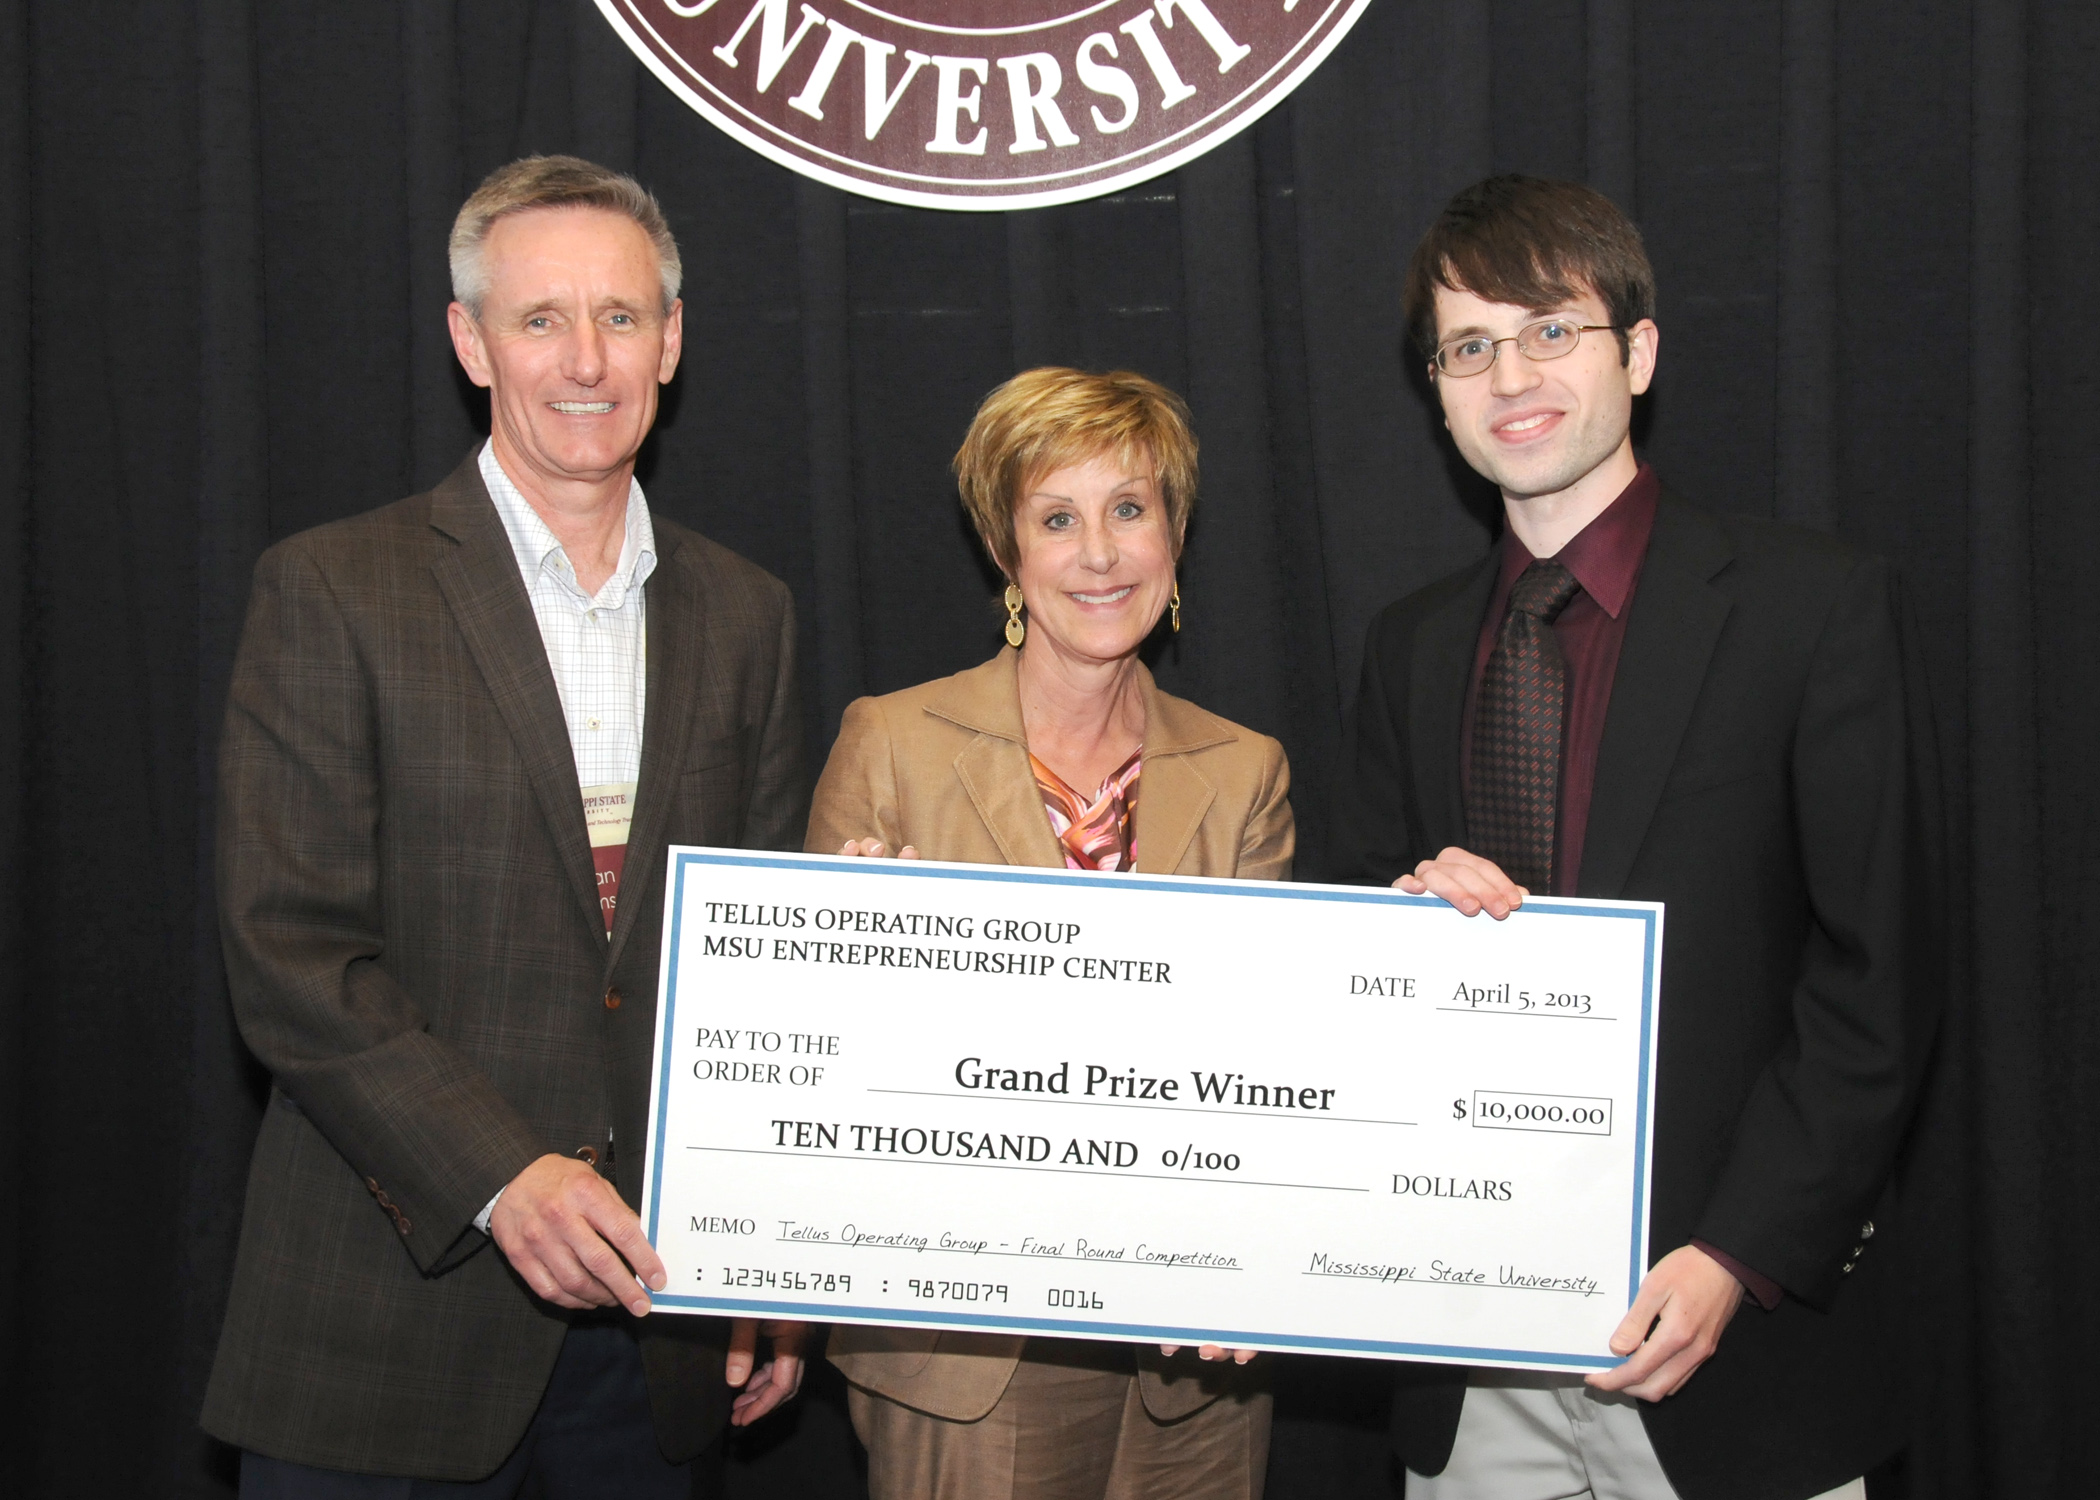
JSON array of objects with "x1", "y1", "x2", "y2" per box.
[{"x1": 808, "y1": 368, "x2": 1291, "y2": 1500}]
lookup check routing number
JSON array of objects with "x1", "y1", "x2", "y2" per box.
[{"x1": 641, "y1": 850, "x2": 1663, "y2": 1371}]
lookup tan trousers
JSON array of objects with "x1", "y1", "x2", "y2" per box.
[
  {"x1": 1406, "y1": 1373, "x2": 1865, "y2": 1500},
  {"x1": 847, "y1": 1342, "x2": 1271, "y2": 1500}
]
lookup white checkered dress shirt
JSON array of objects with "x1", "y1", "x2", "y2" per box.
[
  {"x1": 479, "y1": 442, "x2": 654, "y2": 787},
  {"x1": 473, "y1": 442, "x2": 656, "y2": 1234}
]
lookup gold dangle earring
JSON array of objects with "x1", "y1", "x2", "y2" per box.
[
  {"x1": 1004, "y1": 583, "x2": 1027, "y2": 648},
  {"x1": 1170, "y1": 585, "x2": 1182, "y2": 634}
]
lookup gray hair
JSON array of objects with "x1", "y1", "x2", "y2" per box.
[{"x1": 448, "y1": 155, "x2": 683, "y2": 318}]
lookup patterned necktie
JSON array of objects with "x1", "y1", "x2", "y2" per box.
[{"x1": 1466, "y1": 559, "x2": 1584, "y2": 893}]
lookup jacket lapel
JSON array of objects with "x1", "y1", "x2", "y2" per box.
[
  {"x1": 1136, "y1": 680, "x2": 1230, "y2": 874},
  {"x1": 927, "y1": 651, "x2": 1069, "y2": 868},
  {"x1": 1136, "y1": 755, "x2": 1215, "y2": 875},
  {"x1": 1412, "y1": 555, "x2": 1499, "y2": 855},
  {"x1": 1579, "y1": 496, "x2": 1735, "y2": 899},
  {"x1": 607, "y1": 529, "x2": 698, "y2": 971},
  {"x1": 426, "y1": 457, "x2": 604, "y2": 939},
  {"x1": 954, "y1": 734, "x2": 1068, "y2": 868},
  {"x1": 961, "y1": 735, "x2": 1066, "y2": 865}
]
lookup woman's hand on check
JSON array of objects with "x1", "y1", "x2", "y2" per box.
[
  {"x1": 726, "y1": 1317, "x2": 808, "y2": 1425},
  {"x1": 1395, "y1": 846, "x2": 1527, "y2": 920},
  {"x1": 1159, "y1": 1343, "x2": 1260, "y2": 1365},
  {"x1": 838, "y1": 838, "x2": 920, "y2": 859}
]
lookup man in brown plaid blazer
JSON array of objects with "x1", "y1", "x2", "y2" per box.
[{"x1": 202, "y1": 158, "x2": 810, "y2": 1496}]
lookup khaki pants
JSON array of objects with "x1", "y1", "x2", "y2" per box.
[
  {"x1": 1406, "y1": 1373, "x2": 1866, "y2": 1500},
  {"x1": 848, "y1": 1341, "x2": 1270, "y2": 1500}
]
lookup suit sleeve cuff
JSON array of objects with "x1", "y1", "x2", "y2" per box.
[{"x1": 1690, "y1": 1238, "x2": 1783, "y2": 1310}]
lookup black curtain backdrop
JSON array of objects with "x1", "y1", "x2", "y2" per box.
[{"x1": 2, "y1": 0, "x2": 2093, "y2": 1495}]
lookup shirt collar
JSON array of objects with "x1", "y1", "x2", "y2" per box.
[
  {"x1": 1497, "y1": 461, "x2": 1659, "y2": 620},
  {"x1": 478, "y1": 440, "x2": 657, "y2": 607}
]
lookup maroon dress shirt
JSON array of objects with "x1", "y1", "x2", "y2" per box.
[
  {"x1": 1459, "y1": 463, "x2": 1782, "y2": 1310},
  {"x1": 1461, "y1": 465, "x2": 1656, "y2": 898}
]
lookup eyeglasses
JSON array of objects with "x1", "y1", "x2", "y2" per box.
[{"x1": 1431, "y1": 319, "x2": 1621, "y2": 377}]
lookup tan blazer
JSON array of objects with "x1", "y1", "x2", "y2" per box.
[{"x1": 808, "y1": 647, "x2": 1293, "y2": 1422}]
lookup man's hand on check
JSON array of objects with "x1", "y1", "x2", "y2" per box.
[
  {"x1": 490, "y1": 1154, "x2": 666, "y2": 1317},
  {"x1": 1159, "y1": 1344, "x2": 1259, "y2": 1365},
  {"x1": 1585, "y1": 1244, "x2": 1744, "y2": 1401},
  {"x1": 838, "y1": 838, "x2": 920, "y2": 859},
  {"x1": 1395, "y1": 847, "x2": 1527, "y2": 920},
  {"x1": 726, "y1": 1318, "x2": 809, "y2": 1425}
]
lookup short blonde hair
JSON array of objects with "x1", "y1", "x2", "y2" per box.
[
  {"x1": 449, "y1": 155, "x2": 682, "y2": 317},
  {"x1": 954, "y1": 368, "x2": 1199, "y2": 578}
]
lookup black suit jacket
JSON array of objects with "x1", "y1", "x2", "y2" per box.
[
  {"x1": 203, "y1": 453, "x2": 809, "y2": 1479},
  {"x1": 1335, "y1": 494, "x2": 1939, "y2": 1500}
]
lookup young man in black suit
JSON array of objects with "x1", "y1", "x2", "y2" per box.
[{"x1": 1335, "y1": 176, "x2": 1937, "y2": 1500}]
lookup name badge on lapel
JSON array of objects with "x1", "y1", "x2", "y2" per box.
[{"x1": 583, "y1": 782, "x2": 639, "y2": 932}]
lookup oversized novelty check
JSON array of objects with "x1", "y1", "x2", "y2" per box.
[{"x1": 641, "y1": 850, "x2": 1662, "y2": 1371}]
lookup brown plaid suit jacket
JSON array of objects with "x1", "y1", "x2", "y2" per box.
[{"x1": 201, "y1": 453, "x2": 808, "y2": 1480}]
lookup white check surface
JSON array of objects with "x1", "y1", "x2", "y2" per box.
[{"x1": 642, "y1": 851, "x2": 1661, "y2": 1371}]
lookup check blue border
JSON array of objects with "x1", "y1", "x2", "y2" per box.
[{"x1": 645, "y1": 850, "x2": 1661, "y2": 1369}]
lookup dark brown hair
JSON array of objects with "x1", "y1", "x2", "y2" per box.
[{"x1": 1402, "y1": 175, "x2": 1655, "y2": 364}]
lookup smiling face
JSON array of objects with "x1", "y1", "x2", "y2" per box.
[
  {"x1": 447, "y1": 206, "x2": 683, "y2": 495},
  {"x1": 1429, "y1": 283, "x2": 1655, "y2": 507},
  {"x1": 1009, "y1": 449, "x2": 1179, "y2": 668}
]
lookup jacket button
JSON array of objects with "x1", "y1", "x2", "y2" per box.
[
  {"x1": 604, "y1": 989, "x2": 623, "y2": 1010},
  {"x1": 576, "y1": 1145, "x2": 600, "y2": 1166},
  {"x1": 1860, "y1": 1220, "x2": 1875, "y2": 1240},
  {"x1": 1841, "y1": 1261, "x2": 1855, "y2": 1274},
  {"x1": 396, "y1": 1217, "x2": 412, "y2": 1236}
]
